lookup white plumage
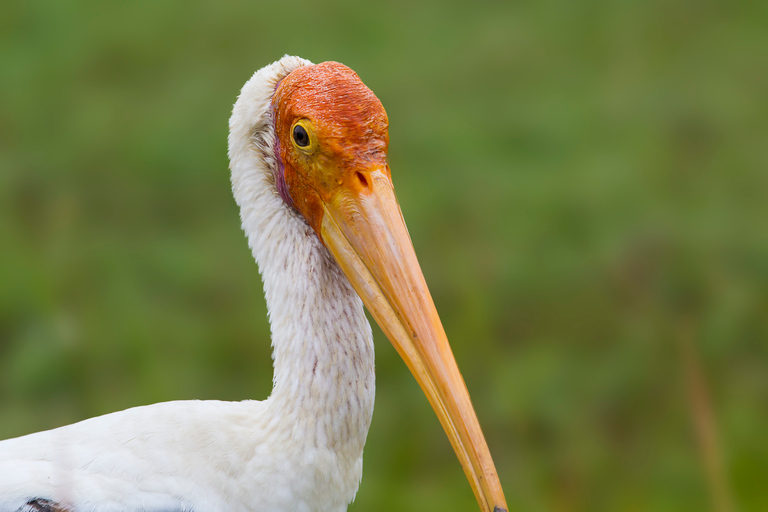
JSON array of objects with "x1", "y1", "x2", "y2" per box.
[{"x1": 0, "y1": 55, "x2": 507, "y2": 512}]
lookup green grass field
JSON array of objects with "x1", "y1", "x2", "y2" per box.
[{"x1": 1, "y1": 1, "x2": 766, "y2": 510}]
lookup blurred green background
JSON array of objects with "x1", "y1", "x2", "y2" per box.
[{"x1": 1, "y1": 1, "x2": 766, "y2": 511}]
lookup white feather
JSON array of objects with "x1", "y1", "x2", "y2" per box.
[{"x1": 0, "y1": 55, "x2": 376, "y2": 512}]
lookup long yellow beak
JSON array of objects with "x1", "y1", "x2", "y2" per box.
[{"x1": 320, "y1": 168, "x2": 508, "y2": 512}]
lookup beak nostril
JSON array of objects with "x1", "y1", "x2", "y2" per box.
[{"x1": 355, "y1": 171, "x2": 369, "y2": 189}]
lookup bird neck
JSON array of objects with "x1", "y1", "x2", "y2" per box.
[
  {"x1": 236, "y1": 165, "x2": 375, "y2": 457},
  {"x1": 267, "y1": 226, "x2": 375, "y2": 455},
  {"x1": 228, "y1": 54, "x2": 374, "y2": 459}
]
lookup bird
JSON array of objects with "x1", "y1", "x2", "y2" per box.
[{"x1": 0, "y1": 55, "x2": 507, "y2": 512}]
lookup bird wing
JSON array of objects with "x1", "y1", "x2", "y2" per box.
[{"x1": 0, "y1": 400, "x2": 269, "y2": 512}]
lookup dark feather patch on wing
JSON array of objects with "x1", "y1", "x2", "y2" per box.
[
  {"x1": 9, "y1": 498, "x2": 193, "y2": 512},
  {"x1": 15, "y1": 499, "x2": 69, "y2": 512}
]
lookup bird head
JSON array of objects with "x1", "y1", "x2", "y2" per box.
[
  {"x1": 234, "y1": 57, "x2": 508, "y2": 512},
  {"x1": 271, "y1": 61, "x2": 390, "y2": 236}
]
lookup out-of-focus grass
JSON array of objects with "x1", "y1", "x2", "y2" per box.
[{"x1": 1, "y1": 1, "x2": 766, "y2": 511}]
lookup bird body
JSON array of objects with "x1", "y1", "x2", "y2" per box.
[
  {"x1": 0, "y1": 399, "x2": 365, "y2": 512},
  {"x1": 0, "y1": 56, "x2": 507, "y2": 512}
]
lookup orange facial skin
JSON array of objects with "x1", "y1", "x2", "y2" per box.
[{"x1": 271, "y1": 62, "x2": 390, "y2": 237}]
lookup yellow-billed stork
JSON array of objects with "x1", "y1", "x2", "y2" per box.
[{"x1": 0, "y1": 56, "x2": 507, "y2": 512}]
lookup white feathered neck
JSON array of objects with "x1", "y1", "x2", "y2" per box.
[{"x1": 228, "y1": 55, "x2": 375, "y2": 458}]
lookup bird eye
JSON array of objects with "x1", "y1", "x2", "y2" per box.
[{"x1": 293, "y1": 125, "x2": 310, "y2": 147}]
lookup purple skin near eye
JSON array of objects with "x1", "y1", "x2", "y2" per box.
[{"x1": 272, "y1": 113, "x2": 296, "y2": 210}]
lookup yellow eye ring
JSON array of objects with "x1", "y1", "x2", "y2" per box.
[{"x1": 291, "y1": 120, "x2": 316, "y2": 152}]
